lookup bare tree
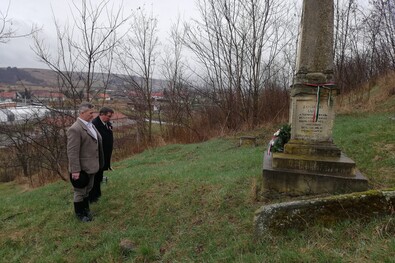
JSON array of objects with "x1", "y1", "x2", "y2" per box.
[
  {"x1": 333, "y1": 0, "x2": 369, "y2": 94},
  {"x1": 0, "y1": 104, "x2": 79, "y2": 183},
  {"x1": 332, "y1": 0, "x2": 395, "y2": 99},
  {"x1": 0, "y1": 1, "x2": 15, "y2": 43},
  {"x1": 0, "y1": 119, "x2": 35, "y2": 184},
  {"x1": 368, "y1": 0, "x2": 395, "y2": 71},
  {"x1": 32, "y1": 0, "x2": 129, "y2": 109},
  {"x1": 0, "y1": 0, "x2": 37, "y2": 43},
  {"x1": 159, "y1": 17, "x2": 201, "y2": 140},
  {"x1": 28, "y1": 112, "x2": 71, "y2": 181},
  {"x1": 184, "y1": 0, "x2": 294, "y2": 129},
  {"x1": 117, "y1": 7, "x2": 160, "y2": 143}
]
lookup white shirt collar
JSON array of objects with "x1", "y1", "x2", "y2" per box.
[
  {"x1": 78, "y1": 117, "x2": 91, "y2": 126},
  {"x1": 79, "y1": 117, "x2": 97, "y2": 140}
]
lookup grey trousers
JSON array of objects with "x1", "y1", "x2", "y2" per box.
[{"x1": 73, "y1": 173, "x2": 95, "y2": 202}]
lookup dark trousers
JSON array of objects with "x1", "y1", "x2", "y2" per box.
[{"x1": 88, "y1": 169, "x2": 103, "y2": 202}]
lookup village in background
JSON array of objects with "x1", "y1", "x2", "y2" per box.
[{"x1": 0, "y1": 67, "x2": 167, "y2": 127}]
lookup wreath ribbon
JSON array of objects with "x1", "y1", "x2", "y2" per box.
[{"x1": 303, "y1": 83, "x2": 336, "y2": 122}]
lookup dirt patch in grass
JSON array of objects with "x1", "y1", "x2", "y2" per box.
[{"x1": 382, "y1": 144, "x2": 395, "y2": 153}]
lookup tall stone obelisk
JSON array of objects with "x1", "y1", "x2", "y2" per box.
[
  {"x1": 291, "y1": 0, "x2": 335, "y2": 143},
  {"x1": 262, "y1": 0, "x2": 368, "y2": 195}
]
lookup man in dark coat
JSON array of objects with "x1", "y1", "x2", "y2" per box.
[{"x1": 89, "y1": 107, "x2": 114, "y2": 203}]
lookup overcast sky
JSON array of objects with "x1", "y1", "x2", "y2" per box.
[
  {"x1": 0, "y1": 0, "x2": 198, "y2": 69},
  {"x1": 1, "y1": 0, "x2": 372, "y2": 71}
]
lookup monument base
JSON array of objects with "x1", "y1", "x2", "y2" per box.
[
  {"x1": 272, "y1": 152, "x2": 356, "y2": 177},
  {"x1": 263, "y1": 152, "x2": 369, "y2": 196}
]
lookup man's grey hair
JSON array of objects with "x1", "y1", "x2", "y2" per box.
[{"x1": 79, "y1": 102, "x2": 95, "y2": 114}]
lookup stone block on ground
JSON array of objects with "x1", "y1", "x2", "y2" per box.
[{"x1": 254, "y1": 189, "x2": 395, "y2": 236}]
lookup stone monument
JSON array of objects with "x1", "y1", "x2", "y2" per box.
[{"x1": 262, "y1": 0, "x2": 368, "y2": 195}]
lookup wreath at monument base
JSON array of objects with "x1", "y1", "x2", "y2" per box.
[{"x1": 267, "y1": 124, "x2": 291, "y2": 155}]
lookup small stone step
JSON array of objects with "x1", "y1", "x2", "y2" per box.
[
  {"x1": 284, "y1": 140, "x2": 341, "y2": 157},
  {"x1": 272, "y1": 152, "x2": 356, "y2": 177}
]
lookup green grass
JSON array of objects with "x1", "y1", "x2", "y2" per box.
[
  {"x1": 333, "y1": 112, "x2": 395, "y2": 188},
  {"x1": 1, "y1": 112, "x2": 394, "y2": 262}
]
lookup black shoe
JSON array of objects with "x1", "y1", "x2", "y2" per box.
[
  {"x1": 74, "y1": 201, "x2": 91, "y2": 222},
  {"x1": 83, "y1": 198, "x2": 93, "y2": 220},
  {"x1": 76, "y1": 213, "x2": 91, "y2": 222},
  {"x1": 85, "y1": 210, "x2": 93, "y2": 221}
]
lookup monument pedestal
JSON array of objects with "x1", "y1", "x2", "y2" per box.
[
  {"x1": 274, "y1": 139, "x2": 355, "y2": 176},
  {"x1": 262, "y1": 80, "x2": 369, "y2": 195},
  {"x1": 263, "y1": 138, "x2": 368, "y2": 195},
  {"x1": 262, "y1": 89, "x2": 369, "y2": 195},
  {"x1": 263, "y1": 151, "x2": 368, "y2": 196},
  {"x1": 262, "y1": 93, "x2": 369, "y2": 196}
]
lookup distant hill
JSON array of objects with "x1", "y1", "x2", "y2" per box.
[
  {"x1": 0, "y1": 67, "x2": 167, "y2": 91},
  {"x1": 23, "y1": 68, "x2": 61, "y2": 86},
  {"x1": 0, "y1": 67, "x2": 47, "y2": 86}
]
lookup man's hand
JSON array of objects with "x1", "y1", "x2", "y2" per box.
[{"x1": 71, "y1": 172, "x2": 80, "y2": 180}]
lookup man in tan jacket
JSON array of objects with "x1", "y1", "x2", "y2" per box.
[{"x1": 67, "y1": 102, "x2": 104, "y2": 222}]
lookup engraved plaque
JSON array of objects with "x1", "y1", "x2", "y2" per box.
[{"x1": 291, "y1": 95, "x2": 335, "y2": 142}]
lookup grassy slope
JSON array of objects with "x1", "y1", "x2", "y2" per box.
[
  {"x1": 1, "y1": 113, "x2": 394, "y2": 262},
  {"x1": 333, "y1": 112, "x2": 395, "y2": 188}
]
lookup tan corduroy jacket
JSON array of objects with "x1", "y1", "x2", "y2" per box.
[{"x1": 67, "y1": 119, "x2": 104, "y2": 174}]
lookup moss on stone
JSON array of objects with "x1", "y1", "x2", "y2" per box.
[{"x1": 255, "y1": 189, "x2": 395, "y2": 236}]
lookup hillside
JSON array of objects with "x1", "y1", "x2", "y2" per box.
[
  {"x1": 0, "y1": 67, "x2": 167, "y2": 91},
  {"x1": 0, "y1": 67, "x2": 114, "y2": 88},
  {"x1": 0, "y1": 67, "x2": 47, "y2": 86},
  {"x1": 0, "y1": 112, "x2": 394, "y2": 262},
  {"x1": 336, "y1": 71, "x2": 395, "y2": 114}
]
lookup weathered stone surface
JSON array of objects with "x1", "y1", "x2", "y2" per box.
[
  {"x1": 289, "y1": 93, "x2": 336, "y2": 142},
  {"x1": 254, "y1": 189, "x2": 395, "y2": 236},
  {"x1": 263, "y1": 152, "x2": 368, "y2": 195},
  {"x1": 284, "y1": 140, "x2": 341, "y2": 157},
  {"x1": 272, "y1": 152, "x2": 356, "y2": 177},
  {"x1": 295, "y1": 0, "x2": 334, "y2": 76}
]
